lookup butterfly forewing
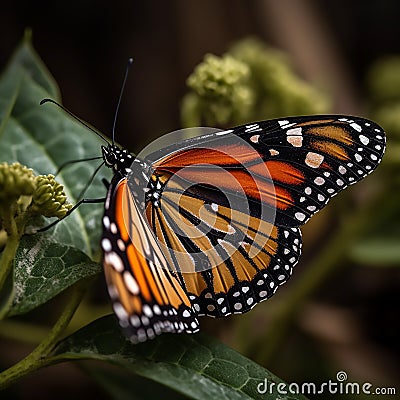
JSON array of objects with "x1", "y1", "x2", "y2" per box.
[{"x1": 101, "y1": 176, "x2": 199, "y2": 343}]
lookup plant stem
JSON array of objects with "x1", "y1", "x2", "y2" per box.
[{"x1": 0, "y1": 279, "x2": 90, "y2": 390}]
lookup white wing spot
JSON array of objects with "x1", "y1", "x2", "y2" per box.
[
  {"x1": 113, "y1": 302, "x2": 128, "y2": 321},
  {"x1": 359, "y1": 134, "x2": 369, "y2": 145},
  {"x1": 105, "y1": 252, "x2": 124, "y2": 272},
  {"x1": 123, "y1": 271, "x2": 140, "y2": 295},
  {"x1": 355, "y1": 154, "x2": 363, "y2": 162},
  {"x1": 110, "y1": 223, "x2": 118, "y2": 234},
  {"x1": 295, "y1": 212, "x2": 306, "y2": 221},
  {"x1": 141, "y1": 316, "x2": 150, "y2": 326},
  {"x1": 350, "y1": 122, "x2": 362, "y2": 132},
  {"x1": 103, "y1": 216, "x2": 110, "y2": 229},
  {"x1": 250, "y1": 134, "x2": 260, "y2": 143},
  {"x1": 338, "y1": 166, "x2": 347, "y2": 175},
  {"x1": 287, "y1": 131, "x2": 303, "y2": 147},
  {"x1": 142, "y1": 304, "x2": 153, "y2": 318},
  {"x1": 305, "y1": 152, "x2": 324, "y2": 168},
  {"x1": 153, "y1": 304, "x2": 161, "y2": 315},
  {"x1": 269, "y1": 149, "x2": 279, "y2": 156},
  {"x1": 117, "y1": 239, "x2": 126, "y2": 251},
  {"x1": 130, "y1": 315, "x2": 141, "y2": 328},
  {"x1": 101, "y1": 238, "x2": 112, "y2": 252},
  {"x1": 314, "y1": 176, "x2": 325, "y2": 185}
]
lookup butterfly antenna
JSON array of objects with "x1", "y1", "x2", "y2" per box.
[
  {"x1": 40, "y1": 98, "x2": 110, "y2": 144},
  {"x1": 112, "y1": 58, "x2": 133, "y2": 145}
]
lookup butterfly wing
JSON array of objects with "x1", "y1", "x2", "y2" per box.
[
  {"x1": 144, "y1": 115, "x2": 385, "y2": 317},
  {"x1": 101, "y1": 176, "x2": 199, "y2": 342}
]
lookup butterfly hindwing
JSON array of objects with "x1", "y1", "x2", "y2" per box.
[{"x1": 143, "y1": 169, "x2": 303, "y2": 316}]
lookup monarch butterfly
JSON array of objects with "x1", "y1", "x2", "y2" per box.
[
  {"x1": 99, "y1": 114, "x2": 385, "y2": 343},
  {"x1": 42, "y1": 65, "x2": 386, "y2": 344}
]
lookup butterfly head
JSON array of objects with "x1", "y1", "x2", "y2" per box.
[{"x1": 101, "y1": 144, "x2": 135, "y2": 176}]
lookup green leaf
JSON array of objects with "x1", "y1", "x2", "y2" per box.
[
  {"x1": 0, "y1": 33, "x2": 111, "y2": 256},
  {"x1": 52, "y1": 315, "x2": 308, "y2": 400},
  {"x1": 0, "y1": 34, "x2": 110, "y2": 314},
  {"x1": 8, "y1": 235, "x2": 101, "y2": 316},
  {"x1": 84, "y1": 364, "x2": 189, "y2": 400}
]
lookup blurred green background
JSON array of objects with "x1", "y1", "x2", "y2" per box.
[{"x1": 0, "y1": 1, "x2": 399, "y2": 399}]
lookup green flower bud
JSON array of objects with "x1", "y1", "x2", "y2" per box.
[
  {"x1": 185, "y1": 54, "x2": 254, "y2": 126},
  {"x1": 32, "y1": 175, "x2": 72, "y2": 218},
  {"x1": 0, "y1": 162, "x2": 36, "y2": 200},
  {"x1": 229, "y1": 37, "x2": 330, "y2": 119}
]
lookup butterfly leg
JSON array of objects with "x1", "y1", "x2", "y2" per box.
[{"x1": 35, "y1": 197, "x2": 106, "y2": 233}]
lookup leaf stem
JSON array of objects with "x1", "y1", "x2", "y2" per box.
[{"x1": 0, "y1": 279, "x2": 90, "y2": 390}]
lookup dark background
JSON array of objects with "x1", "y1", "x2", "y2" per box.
[
  {"x1": 1, "y1": 1, "x2": 399, "y2": 399},
  {"x1": 2, "y1": 1, "x2": 400, "y2": 151}
]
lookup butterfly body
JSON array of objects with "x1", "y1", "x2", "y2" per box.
[{"x1": 99, "y1": 115, "x2": 385, "y2": 342}]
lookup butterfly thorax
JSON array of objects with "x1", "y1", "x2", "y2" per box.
[{"x1": 101, "y1": 144, "x2": 135, "y2": 177}]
